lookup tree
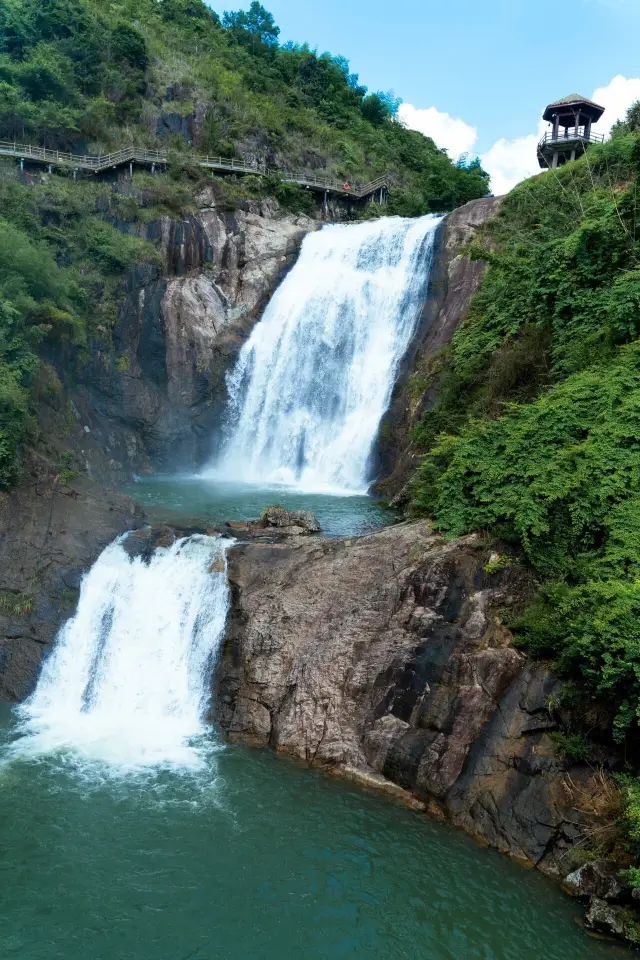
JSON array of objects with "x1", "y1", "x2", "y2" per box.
[
  {"x1": 361, "y1": 93, "x2": 391, "y2": 126},
  {"x1": 110, "y1": 24, "x2": 148, "y2": 72},
  {"x1": 158, "y1": 0, "x2": 212, "y2": 23},
  {"x1": 612, "y1": 100, "x2": 640, "y2": 137},
  {"x1": 222, "y1": 2, "x2": 280, "y2": 50}
]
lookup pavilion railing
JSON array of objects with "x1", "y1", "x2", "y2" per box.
[{"x1": 538, "y1": 128, "x2": 606, "y2": 149}]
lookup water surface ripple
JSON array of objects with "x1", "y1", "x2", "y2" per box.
[{"x1": 0, "y1": 732, "x2": 624, "y2": 960}]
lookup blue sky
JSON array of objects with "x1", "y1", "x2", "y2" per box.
[{"x1": 208, "y1": 0, "x2": 640, "y2": 192}]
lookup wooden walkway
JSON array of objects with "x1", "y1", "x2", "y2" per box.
[{"x1": 0, "y1": 140, "x2": 389, "y2": 200}]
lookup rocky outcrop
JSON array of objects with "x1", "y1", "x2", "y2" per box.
[
  {"x1": 0, "y1": 458, "x2": 143, "y2": 701},
  {"x1": 374, "y1": 196, "x2": 502, "y2": 500},
  {"x1": 585, "y1": 899, "x2": 640, "y2": 943},
  {"x1": 563, "y1": 861, "x2": 624, "y2": 902},
  {"x1": 217, "y1": 520, "x2": 606, "y2": 873},
  {"x1": 227, "y1": 506, "x2": 321, "y2": 538},
  {"x1": 56, "y1": 197, "x2": 317, "y2": 484}
]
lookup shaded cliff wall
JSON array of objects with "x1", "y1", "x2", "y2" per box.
[
  {"x1": 374, "y1": 196, "x2": 502, "y2": 500},
  {"x1": 50, "y1": 193, "x2": 318, "y2": 484},
  {"x1": 0, "y1": 194, "x2": 317, "y2": 701},
  {"x1": 217, "y1": 523, "x2": 602, "y2": 875},
  {"x1": 0, "y1": 464, "x2": 144, "y2": 702}
]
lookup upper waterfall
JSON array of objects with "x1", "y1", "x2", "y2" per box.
[
  {"x1": 11, "y1": 535, "x2": 231, "y2": 770},
  {"x1": 212, "y1": 214, "x2": 442, "y2": 494}
]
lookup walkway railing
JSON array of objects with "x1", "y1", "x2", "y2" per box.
[{"x1": 0, "y1": 140, "x2": 390, "y2": 199}]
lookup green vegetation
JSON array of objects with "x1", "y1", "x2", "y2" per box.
[
  {"x1": 0, "y1": 166, "x2": 156, "y2": 485},
  {"x1": 0, "y1": 0, "x2": 489, "y2": 212},
  {"x1": 0, "y1": 591, "x2": 34, "y2": 616},
  {"x1": 549, "y1": 732, "x2": 596, "y2": 764},
  {"x1": 408, "y1": 111, "x2": 640, "y2": 844}
]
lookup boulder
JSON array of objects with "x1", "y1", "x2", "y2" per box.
[
  {"x1": 216, "y1": 521, "x2": 605, "y2": 871},
  {"x1": 563, "y1": 861, "x2": 623, "y2": 901},
  {"x1": 584, "y1": 898, "x2": 640, "y2": 942},
  {"x1": 260, "y1": 506, "x2": 321, "y2": 534},
  {"x1": 226, "y1": 506, "x2": 321, "y2": 539}
]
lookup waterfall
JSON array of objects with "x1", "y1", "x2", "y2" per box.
[
  {"x1": 212, "y1": 214, "x2": 442, "y2": 494},
  {"x1": 12, "y1": 535, "x2": 231, "y2": 770}
]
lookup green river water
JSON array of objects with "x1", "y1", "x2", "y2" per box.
[
  {"x1": 0, "y1": 479, "x2": 626, "y2": 959},
  {"x1": 123, "y1": 476, "x2": 398, "y2": 538},
  {"x1": 0, "y1": 717, "x2": 626, "y2": 960}
]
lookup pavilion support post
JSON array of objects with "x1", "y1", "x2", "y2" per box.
[
  {"x1": 129, "y1": 161, "x2": 133, "y2": 178},
  {"x1": 552, "y1": 114, "x2": 560, "y2": 140},
  {"x1": 552, "y1": 152, "x2": 559, "y2": 169}
]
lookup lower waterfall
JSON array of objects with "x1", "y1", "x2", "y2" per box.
[
  {"x1": 12, "y1": 535, "x2": 231, "y2": 769},
  {"x1": 212, "y1": 214, "x2": 442, "y2": 494}
]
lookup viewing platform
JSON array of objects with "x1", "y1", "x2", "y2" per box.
[
  {"x1": 537, "y1": 94, "x2": 606, "y2": 169},
  {"x1": 0, "y1": 140, "x2": 390, "y2": 202}
]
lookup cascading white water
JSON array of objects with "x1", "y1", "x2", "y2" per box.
[
  {"x1": 12, "y1": 535, "x2": 231, "y2": 770},
  {"x1": 8, "y1": 214, "x2": 440, "y2": 771},
  {"x1": 211, "y1": 214, "x2": 442, "y2": 494}
]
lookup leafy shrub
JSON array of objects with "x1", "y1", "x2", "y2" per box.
[
  {"x1": 0, "y1": 175, "x2": 156, "y2": 485},
  {"x1": 550, "y1": 732, "x2": 596, "y2": 764},
  {"x1": 408, "y1": 134, "x2": 640, "y2": 755}
]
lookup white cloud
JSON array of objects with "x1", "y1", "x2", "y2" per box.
[
  {"x1": 398, "y1": 103, "x2": 478, "y2": 159},
  {"x1": 481, "y1": 75, "x2": 640, "y2": 196},
  {"x1": 592, "y1": 75, "x2": 640, "y2": 135},
  {"x1": 479, "y1": 121, "x2": 545, "y2": 197},
  {"x1": 400, "y1": 75, "x2": 640, "y2": 198}
]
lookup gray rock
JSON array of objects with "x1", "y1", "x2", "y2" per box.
[
  {"x1": 585, "y1": 898, "x2": 628, "y2": 939},
  {"x1": 374, "y1": 196, "x2": 503, "y2": 502},
  {"x1": 563, "y1": 861, "x2": 623, "y2": 901},
  {"x1": 63, "y1": 204, "x2": 319, "y2": 484},
  {"x1": 260, "y1": 507, "x2": 321, "y2": 534},
  {"x1": 216, "y1": 521, "x2": 600, "y2": 869},
  {"x1": 226, "y1": 506, "x2": 321, "y2": 539}
]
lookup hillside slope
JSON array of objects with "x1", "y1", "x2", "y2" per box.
[
  {"x1": 406, "y1": 120, "x2": 640, "y2": 893},
  {"x1": 0, "y1": 0, "x2": 489, "y2": 213}
]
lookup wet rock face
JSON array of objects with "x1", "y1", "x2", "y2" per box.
[
  {"x1": 0, "y1": 462, "x2": 143, "y2": 702},
  {"x1": 584, "y1": 898, "x2": 640, "y2": 943},
  {"x1": 60, "y1": 201, "x2": 317, "y2": 484},
  {"x1": 374, "y1": 197, "x2": 502, "y2": 501},
  {"x1": 216, "y1": 521, "x2": 599, "y2": 870}
]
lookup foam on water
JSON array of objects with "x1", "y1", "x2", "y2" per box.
[{"x1": 10, "y1": 535, "x2": 231, "y2": 771}]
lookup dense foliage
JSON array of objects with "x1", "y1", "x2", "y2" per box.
[
  {"x1": 409, "y1": 122, "x2": 640, "y2": 754},
  {"x1": 0, "y1": 0, "x2": 489, "y2": 213},
  {"x1": 0, "y1": 168, "x2": 156, "y2": 485}
]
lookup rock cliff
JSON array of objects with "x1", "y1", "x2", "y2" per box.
[
  {"x1": 56, "y1": 195, "x2": 317, "y2": 483},
  {"x1": 374, "y1": 196, "x2": 502, "y2": 500},
  {"x1": 0, "y1": 460, "x2": 143, "y2": 701},
  {"x1": 217, "y1": 521, "x2": 603, "y2": 874},
  {"x1": 0, "y1": 196, "x2": 316, "y2": 699}
]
